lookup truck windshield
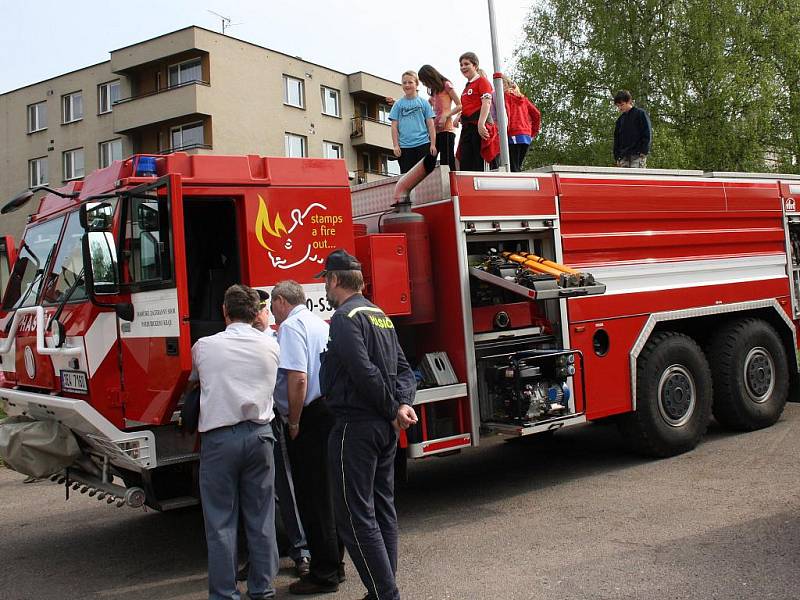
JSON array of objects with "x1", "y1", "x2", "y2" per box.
[
  {"x1": 2, "y1": 217, "x2": 65, "y2": 309},
  {"x1": 43, "y1": 207, "x2": 115, "y2": 305}
]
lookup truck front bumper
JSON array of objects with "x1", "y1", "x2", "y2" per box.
[{"x1": 0, "y1": 388, "x2": 156, "y2": 470}]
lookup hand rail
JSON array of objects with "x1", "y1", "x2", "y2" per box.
[{"x1": 0, "y1": 306, "x2": 82, "y2": 356}]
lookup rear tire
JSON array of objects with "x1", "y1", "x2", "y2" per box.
[
  {"x1": 708, "y1": 318, "x2": 788, "y2": 431},
  {"x1": 619, "y1": 331, "x2": 712, "y2": 457}
]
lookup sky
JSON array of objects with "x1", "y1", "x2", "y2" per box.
[{"x1": 0, "y1": 0, "x2": 533, "y2": 95}]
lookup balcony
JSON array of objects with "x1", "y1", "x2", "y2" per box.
[
  {"x1": 350, "y1": 117, "x2": 393, "y2": 151},
  {"x1": 111, "y1": 27, "x2": 206, "y2": 73},
  {"x1": 348, "y1": 72, "x2": 399, "y2": 99},
  {"x1": 112, "y1": 81, "x2": 213, "y2": 134}
]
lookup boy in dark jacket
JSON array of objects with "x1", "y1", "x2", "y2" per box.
[{"x1": 613, "y1": 90, "x2": 651, "y2": 168}]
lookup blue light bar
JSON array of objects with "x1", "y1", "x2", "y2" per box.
[{"x1": 136, "y1": 156, "x2": 157, "y2": 177}]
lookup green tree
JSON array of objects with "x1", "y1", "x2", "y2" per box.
[{"x1": 513, "y1": 0, "x2": 800, "y2": 172}]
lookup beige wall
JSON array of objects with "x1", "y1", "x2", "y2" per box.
[
  {"x1": 0, "y1": 26, "x2": 401, "y2": 239},
  {"x1": 0, "y1": 62, "x2": 131, "y2": 239}
]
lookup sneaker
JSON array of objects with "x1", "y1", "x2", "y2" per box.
[
  {"x1": 294, "y1": 556, "x2": 310, "y2": 578},
  {"x1": 288, "y1": 575, "x2": 338, "y2": 595}
]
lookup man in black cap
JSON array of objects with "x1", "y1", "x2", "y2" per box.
[{"x1": 317, "y1": 249, "x2": 418, "y2": 600}]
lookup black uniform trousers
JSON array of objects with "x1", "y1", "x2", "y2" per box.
[
  {"x1": 287, "y1": 399, "x2": 344, "y2": 586},
  {"x1": 328, "y1": 419, "x2": 400, "y2": 600}
]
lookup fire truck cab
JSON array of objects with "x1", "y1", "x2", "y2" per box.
[{"x1": 0, "y1": 154, "x2": 797, "y2": 510}]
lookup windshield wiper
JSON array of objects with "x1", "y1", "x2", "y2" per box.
[{"x1": 48, "y1": 268, "x2": 85, "y2": 330}]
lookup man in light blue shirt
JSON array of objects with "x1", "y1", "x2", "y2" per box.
[{"x1": 271, "y1": 280, "x2": 345, "y2": 595}]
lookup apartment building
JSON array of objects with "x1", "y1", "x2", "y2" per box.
[{"x1": 0, "y1": 26, "x2": 400, "y2": 238}]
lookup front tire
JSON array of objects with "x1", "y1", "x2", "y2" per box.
[
  {"x1": 708, "y1": 318, "x2": 788, "y2": 431},
  {"x1": 619, "y1": 331, "x2": 713, "y2": 457}
]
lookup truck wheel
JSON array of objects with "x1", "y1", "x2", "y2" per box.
[
  {"x1": 708, "y1": 318, "x2": 788, "y2": 431},
  {"x1": 619, "y1": 331, "x2": 712, "y2": 457}
]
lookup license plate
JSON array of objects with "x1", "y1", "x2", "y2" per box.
[{"x1": 61, "y1": 370, "x2": 88, "y2": 394}]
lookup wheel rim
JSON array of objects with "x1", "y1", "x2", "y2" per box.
[
  {"x1": 743, "y1": 347, "x2": 775, "y2": 404},
  {"x1": 657, "y1": 365, "x2": 696, "y2": 427}
]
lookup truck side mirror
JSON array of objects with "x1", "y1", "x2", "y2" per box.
[
  {"x1": 0, "y1": 236, "x2": 15, "y2": 302},
  {"x1": 79, "y1": 202, "x2": 114, "y2": 232},
  {"x1": 137, "y1": 202, "x2": 160, "y2": 232},
  {"x1": 82, "y1": 232, "x2": 119, "y2": 295}
]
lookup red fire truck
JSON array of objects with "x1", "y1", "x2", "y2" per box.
[{"x1": 0, "y1": 154, "x2": 796, "y2": 510}]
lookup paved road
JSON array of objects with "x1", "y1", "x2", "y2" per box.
[{"x1": 1, "y1": 406, "x2": 799, "y2": 600}]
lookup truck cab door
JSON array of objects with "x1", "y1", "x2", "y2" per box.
[{"x1": 116, "y1": 175, "x2": 190, "y2": 426}]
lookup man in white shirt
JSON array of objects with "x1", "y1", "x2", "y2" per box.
[
  {"x1": 190, "y1": 284, "x2": 280, "y2": 600},
  {"x1": 270, "y1": 280, "x2": 344, "y2": 595}
]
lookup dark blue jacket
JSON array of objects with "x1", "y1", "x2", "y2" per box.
[
  {"x1": 613, "y1": 106, "x2": 651, "y2": 160},
  {"x1": 320, "y1": 294, "x2": 416, "y2": 422}
]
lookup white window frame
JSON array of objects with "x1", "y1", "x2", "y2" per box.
[
  {"x1": 168, "y1": 58, "x2": 202, "y2": 87},
  {"x1": 384, "y1": 154, "x2": 401, "y2": 176},
  {"x1": 284, "y1": 133, "x2": 308, "y2": 158},
  {"x1": 98, "y1": 80, "x2": 121, "y2": 114},
  {"x1": 323, "y1": 141, "x2": 343, "y2": 160},
  {"x1": 321, "y1": 86, "x2": 341, "y2": 117},
  {"x1": 28, "y1": 157, "x2": 48, "y2": 187},
  {"x1": 378, "y1": 103, "x2": 391, "y2": 124},
  {"x1": 99, "y1": 138, "x2": 123, "y2": 168},
  {"x1": 63, "y1": 148, "x2": 84, "y2": 181},
  {"x1": 27, "y1": 102, "x2": 47, "y2": 133},
  {"x1": 62, "y1": 91, "x2": 83, "y2": 124},
  {"x1": 283, "y1": 75, "x2": 305, "y2": 109},
  {"x1": 170, "y1": 121, "x2": 205, "y2": 151}
]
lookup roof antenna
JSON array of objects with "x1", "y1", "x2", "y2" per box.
[{"x1": 207, "y1": 10, "x2": 241, "y2": 35}]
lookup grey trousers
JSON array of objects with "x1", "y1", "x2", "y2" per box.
[
  {"x1": 200, "y1": 421, "x2": 279, "y2": 600},
  {"x1": 273, "y1": 414, "x2": 310, "y2": 562}
]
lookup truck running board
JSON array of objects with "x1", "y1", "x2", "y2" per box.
[{"x1": 483, "y1": 413, "x2": 587, "y2": 437}]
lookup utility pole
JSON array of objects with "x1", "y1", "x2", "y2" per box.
[{"x1": 488, "y1": 0, "x2": 510, "y2": 171}]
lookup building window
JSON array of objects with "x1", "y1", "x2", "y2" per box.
[
  {"x1": 170, "y1": 122, "x2": 204, "y2": 150},
  {"x1": 321, "y1": 86, "x2": 341, "y2": 117},
  {"x1": 168, "y1": 58, "x2": 202, "y2": 87},
  {"x1": 359, "y1": 101, "x2": 369, "y2": 118},
  {"x1": 98, "y1": 80, "x2": 121, "y2": 114},
  {"x1": 285, "y1": 133, "x2": 307, "y2": 158},
  {"x1": 362, "y1": 153, "x2": 372, "y2": 172},
  {"x1": 63, "y1": 148, "x2": 84, "y2": 180},
  {"x1": 323, "y1": 141, "x2": 343, "y2": 160},
  {"x1": 62, "y1": 91, "x2": 83, "y2": 124},
  {"x1": 27, "y1": 102, "x2": 47, "y2": 133},
  {"x1": 378, "y1": 103, "x2": 391, "y2": 124},
  {"x1": 28, "y1": 157, "x2": 48, "y2": 187},
  {"x1": 283, "y1": 75, "x2": 305, "y2": 108},
  {"x1": 384, "y1": 154, "x2": 401, "y2": 176},
  {"x1": 99, "y1": 139, "x2": 123, "y2": 168}
]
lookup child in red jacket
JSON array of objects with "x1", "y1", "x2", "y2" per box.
[{"x1": 503, "y1": 76, "x2": 541, "y2": 172}]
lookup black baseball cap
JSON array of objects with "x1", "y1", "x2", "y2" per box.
[
  {"x1": 314, "y1": 249, "x2": 362, "y2": 278},
  {"x1": 256, "y1": 289, "x2": 270, "y2": 307}
]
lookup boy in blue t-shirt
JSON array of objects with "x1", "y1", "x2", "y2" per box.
[{"x1": 389, "y1": 70, "x2": 437, "y2": 174}]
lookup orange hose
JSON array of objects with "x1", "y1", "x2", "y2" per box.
[
  {"x1": 502, "y1": 252, "x2": 564, "y2": 279},
  {"x1": 518, "y1": 251, "x2": 581, "y2": 275}
]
